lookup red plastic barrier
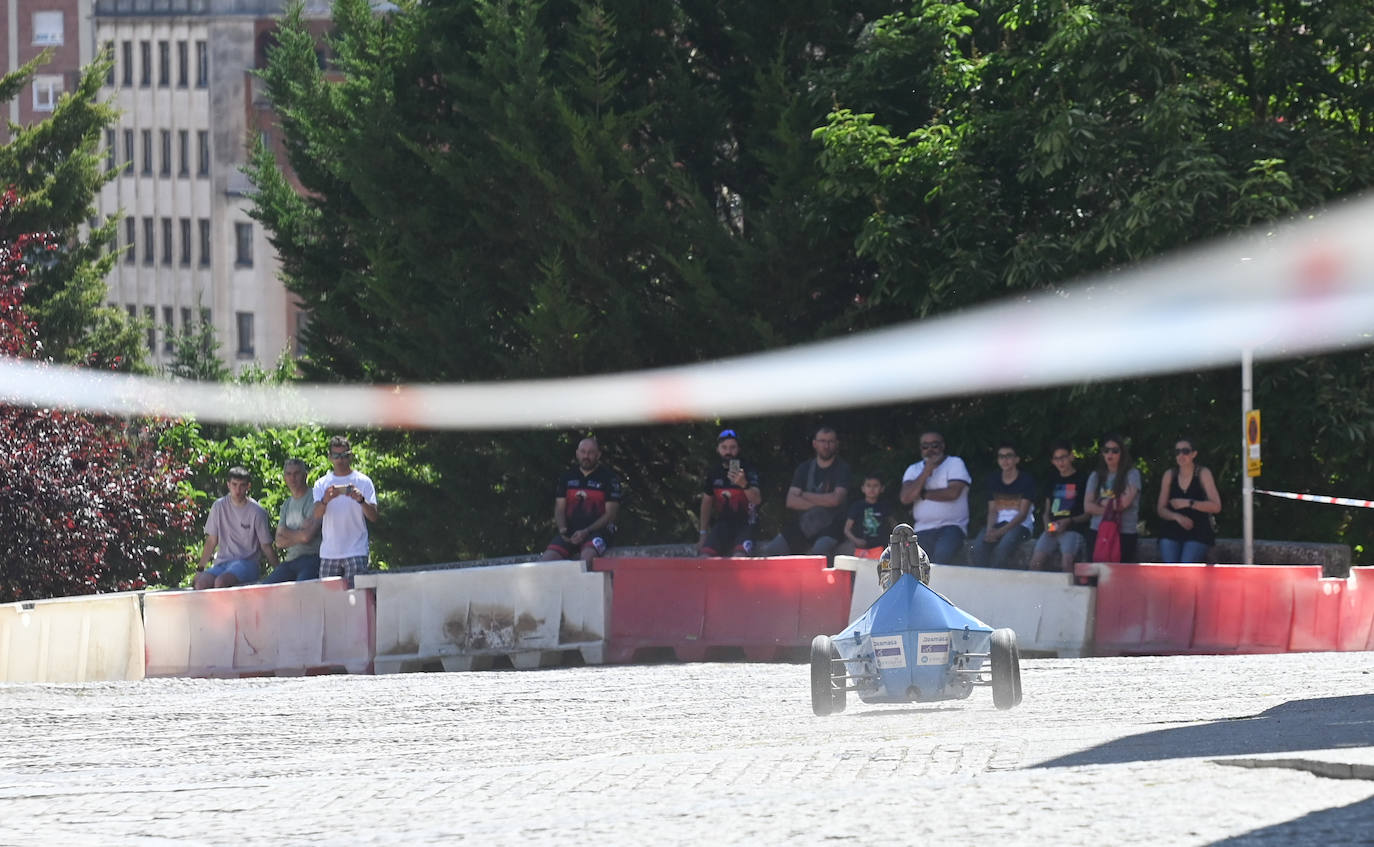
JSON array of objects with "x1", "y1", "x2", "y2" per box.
[
  {"x1": 1339, "y1": 567, "x2": 1374, "y2": 651},
  {"x1": 590, "y1": 557, "x2": 853, "y2": 663},
  {"x1": 1191, "y1": 565, "x2": 1312, "y2": 653},
  {"x1": 1094, "y1": 563, "x2": 1357, "y2": 656}
]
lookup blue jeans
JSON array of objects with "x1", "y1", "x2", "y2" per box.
[
  {"x1": 261, "y1": 554, "x2": 321, "y2": 583},
  {"x1": 916, "y1": 525, "x2": 966, "y2": 565},
  {"x1": 971, "y1": 523, "x2": 1031, "y2": 568},
  {"x1": 1159, "y1": 538, "x2": 1209, "y2": 563}
]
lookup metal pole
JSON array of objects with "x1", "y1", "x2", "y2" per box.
[{"x1": 1242, "y1": 349, "x2": 1254, "y2": 564}]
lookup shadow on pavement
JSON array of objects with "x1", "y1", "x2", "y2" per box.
[
  {"x1": 1033, "y1": 694, "x2": 1374, "y2": 769},
  {"x1": 1207, "y1": 795, "x2": 1374, "y2": 845}
]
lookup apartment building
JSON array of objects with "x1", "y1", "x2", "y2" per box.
[
  {"x1": 2, "y1": 0, "x2": 91, "y2": 141},
  {"x1": 93, "y1": 0, "x2": 331, "y2": 372}
]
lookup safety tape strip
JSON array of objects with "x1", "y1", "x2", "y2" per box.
[{"x1": 1255, "y1": 489, "x2": 1374, "y2": 509}]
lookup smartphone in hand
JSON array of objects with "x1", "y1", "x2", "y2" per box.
[{"x1": 728, "y1": 459, "x2": 741, "y2": 475}]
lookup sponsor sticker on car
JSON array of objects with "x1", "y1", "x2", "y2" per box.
[
  {"x1": 916, "y1": 631, "x2": 951, "y2": 665},
  {"x1": 872, "y1": 635, "x2": 906, "y2": 669}
]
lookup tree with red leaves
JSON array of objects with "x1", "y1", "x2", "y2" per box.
[{"x1": 1, "y1": 188, "x2": 198, "y2": 601}]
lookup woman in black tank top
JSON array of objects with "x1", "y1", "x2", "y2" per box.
[{"x1": 1155, "y1": 437, "x2": 1222, "y2": 562}]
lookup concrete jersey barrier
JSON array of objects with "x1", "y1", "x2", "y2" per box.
[
  {"x1": 142, "y1": 578, "x2": 375, "y2": 677},
  {"x1": 0, "y1": 592, "x2": 146, "y2": 682},
  {"x1": 355, "y1": 560, "x2": 610, "y2": 672}
]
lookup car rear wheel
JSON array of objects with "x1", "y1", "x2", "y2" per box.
[
  {"x1": 990, "y1": 628, "x2": 1022, "y2": 710},
  {"x1": 811, "y1": 635, "x2": 837, "y2": 716}
]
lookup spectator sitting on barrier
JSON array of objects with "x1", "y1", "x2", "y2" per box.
[
  {"x1": 312, "y1": 435, "x2": 379, "y2": 585},
  {"x1": 970, "y1": 443, "x2": 1037, "y2": 568},
  {"x1": 1083, "y1": 434, "x2": 1142, "y2": 563},
  {"x1": 1029, "y1": 441, "x2": 1090, "y2": 572},
  {"x1": 262, "y1": 458, "x2": 322, "y2": 583},
  {"x1": 1155, "y1": 436, "x2": 1222, "y2": 563},
  {"x1": 899, "y1": 431, "x2": 971, "y2": 564},
  {"x1": 836, "y1": 472, "x2": 894, "y2": 557},
  {"x1": 540, "y1": 436, "x2": 623, "y2": 565},
  {"x1": 697, "y1": 429, "x2": 762, "y2": 557},
  {"x1": 194, "y1": 466, "x2": 279, "y2": 590},
  {"x1": 760, "y1": 426, "x2": 852, "y2": 556}
]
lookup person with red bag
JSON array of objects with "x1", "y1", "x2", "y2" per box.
[{"x1": 1083, "y1": 435, "x2": 1142, "y2": 563}]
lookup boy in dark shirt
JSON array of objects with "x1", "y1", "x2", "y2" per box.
[
  {"x1": 1028, "y1": 441, "x2": 1090, "y2": 572},
  {"x1": 838, "y1": 473, "x2": 893, "y2": 556}
]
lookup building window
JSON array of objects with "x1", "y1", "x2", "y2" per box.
[
  {"x1": 161, "y1": 218, "x2": 173, "y2": 264},
  {"x1": 141, "y1": 129, "x2": 152, "y2": 174},
  {"x1": 124, "y1": 217, "x2": 136, "y2": 263},
  {"x1": 103, "y1": 41, "x2": 115, "y2": 86},
  {"x1": 126, "y1": 304, "x2": 136, "y2": 319},
  {"x1": 145, "y1": 306, "x2": 156, "y2": 352},
  {"x1": 177, "y1": 130, "x2": 188, "y2": 176},
  {"x1": 139, "y1": 41, "x2": 151, "y2": 87},
  {"x1": 104, "y1": 129, "x2": 115, "y2": 172},
  {"x1": 234, "y1": 223, "x2": 253, "y2": 267},
  {"x1": 179, "y1": 218, "x2": 191, "y2": 265},
  {"x1": 32, "y1": 11, "x2": 63, "y2": 45},
  {"x1": 159, "y1": 130, "x2": 171, "y2": 176},
  {"x1": 295, "y1": 310, "x2": 310, "y2": 357},
  {"x1": 32, "y1": 76, "x2": 61, "y2": 112},
  {"x1": 198, "y1": 218, "x2": 210, "y2": 266},
  {"x1": 197, "y1": 131, "x2": 209, "y2": 176},
  {"x1": 157, "y1": 41, "x2": 170, "y2": 87},
  {"x1": 143, "y1": 217, "x2": 155, "y2": 265},
  {"x1": 181, "y1": 307, "x2": 192, "y2": 335},
  {"x1": 236, "y1": 312, "x2": 255, "y2": 357},
  {"x1": 121, "y1": 41, "x2": 133, "y2": 87},
  {"x1": 122, "y1": 129, "x2": 134, "y2": 175},
  {"x1": 176, "y1": 41, "x2": 188, "y2": 87},
  {"x1": 195, "y1": 40, "x2": 208, "y2": 87},
  {"x1": 162, "y1": 306, "x2": 174, "y2": 353}
]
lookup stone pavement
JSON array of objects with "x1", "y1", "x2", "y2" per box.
[{"x1": 0, "y1": 652, "x2": 1371, "y2": 845}]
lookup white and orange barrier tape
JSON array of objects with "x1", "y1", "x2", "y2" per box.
[
  {"x1": 4, "y1": 194, "x2": 1374, "y2": 429},
  {"x1": 1255, "y1": 489, "x2": 1374, "y2": 509}
]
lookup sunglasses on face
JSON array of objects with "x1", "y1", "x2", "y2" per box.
[
  {"x1": 997, "y1": 452, "x2": 1016, "y2": 459},
  {"x1": 1175, "y1": 447, "x2": 1194, "y2": 455}
]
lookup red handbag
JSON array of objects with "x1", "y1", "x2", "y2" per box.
[{"x1": 1093, "y1": 500, "x2": 1122, "y2": 563}]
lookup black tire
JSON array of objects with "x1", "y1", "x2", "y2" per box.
[
  {"x1": 810, "y1": 635, "x2": 836, "y2": 716},
  {"x1": 829, "y1": 642, "x2": 846, "y2": 713},
  {"x1": 990, "y1": 628, "x2": 1021, "y2": 710}
]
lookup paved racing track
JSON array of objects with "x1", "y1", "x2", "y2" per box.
[{"x1": 2, "y1": 652, "x2": 1372, "y2": 845}]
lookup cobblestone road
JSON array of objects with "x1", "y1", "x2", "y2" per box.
[{"x1": 2, "y1": 652, "x2": 1372, "y2": 845}]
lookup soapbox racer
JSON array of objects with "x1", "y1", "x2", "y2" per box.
[{"x1": 810, "y1": 524, "x2": 1023, "y2": 715}]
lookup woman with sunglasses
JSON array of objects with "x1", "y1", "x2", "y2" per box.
[
  {"x1": 1154, "y1": 437, "x2": 1222, "y2": 562},
  {"x1": 1083, "y1": 435, "x2": 1142, "y2": 562}
]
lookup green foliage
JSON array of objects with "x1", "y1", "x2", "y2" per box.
[
  {"x1": 165, "y1": 313, "x2": 232, "y2": 382},
  {"x1": 0, "y1": 49, "x2": 146, "y2": 370}
]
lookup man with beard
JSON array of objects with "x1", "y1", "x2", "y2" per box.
[
  {"x1": 697, "y1": 429, "x2": 763, "y2": 557},
  {"x1": 540, "y1": 437, "x2": 623, "y2": 565},
  {"x1": 760, "y1": 426, "x2": 851, "y2": 556}
]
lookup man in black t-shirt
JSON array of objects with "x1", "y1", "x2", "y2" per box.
[
  {"x1": 760, "y1": 426, "x2": 852, "y2": 556},
  {"x1": 697, "y1": 429, "x2": 763, "y2": 556},
  {"x1": 540, "y1": 437, "x2": 623, "y2": 565},
  {"x1": 1029, "y1": 441, "x2": 1090, "y2": 572}
]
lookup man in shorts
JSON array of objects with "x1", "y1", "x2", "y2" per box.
[
  {"x1": 262, "y1": 458, "x2": 322, "y2": 583},
  {"x1": 194, "y1": 466, "x2": 278, "y2": 589},
  {"x1": 540, "y1": 436, "x2": 622, "y2": 565},
  {"x1": 1028, "y1": 441, "x2": 1089, "y2": 572},
  {"x1": 312, "y1": 435, "x2": 378, "y2": 585}
]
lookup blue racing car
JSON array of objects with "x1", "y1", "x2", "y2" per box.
[{"x1": 810, "y1": 524, "x2": 1023, "y2": 715}]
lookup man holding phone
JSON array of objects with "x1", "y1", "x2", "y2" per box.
[
  {"x1": 698, "y1": 429, "x2": 762, "y2": 557},
  {"x1": 312, "y1": 435, "x2": 378, "y2": 584}
]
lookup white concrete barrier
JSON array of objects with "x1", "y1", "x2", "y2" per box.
[
  {"x1": 927, "y1": 564, "x2": 1095, "y2": 656},
  {"x1": 356, "y1": 561, "x2": 610, "y2": 672},
  {"x1": 832, "y1": 555, "x2": 884, "y2": 624},
  {"x1": 142, "y1": 578, "x2": 374, "y2": 677},
  {"x1": 0, "y1": 592, "x2": 146, "y2": 682}
]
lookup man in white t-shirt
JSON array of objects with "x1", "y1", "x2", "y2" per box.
[
  {"x1": 311, "y1": 435, "x2": 378, "y2": 585},
  {"x1": 899, "y1": 431, "x2": 972, "y2": 564}
]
